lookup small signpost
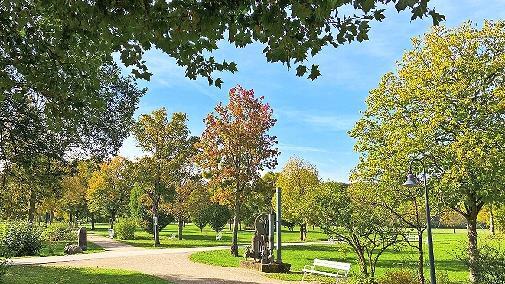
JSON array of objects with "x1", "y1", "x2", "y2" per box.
[{"x1": 153, "y1": 215, "x2": 159, "y2": 247}]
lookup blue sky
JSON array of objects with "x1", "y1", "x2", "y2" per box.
[{"x1": 119, "y1": 0, "x2": 505, "y2": 182}]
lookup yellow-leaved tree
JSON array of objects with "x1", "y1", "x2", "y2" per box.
[
  {"x1": 350, "y1": 21, "x2": 505, "y2": 283},
  {"x1": 87, "y1": 156, "x2": 132, "y2": 229}
]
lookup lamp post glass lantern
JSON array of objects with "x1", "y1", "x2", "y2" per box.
[
  {"x1": 403, "y1": 173, "x2": 418, "y2": 187},
  {"x1": 403, "y1": 160, "x2": 437, "y2": 284}
]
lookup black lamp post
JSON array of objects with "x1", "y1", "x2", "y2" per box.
[{"x1": 403, "y1": 158, "x2": 436, "y2": 284}]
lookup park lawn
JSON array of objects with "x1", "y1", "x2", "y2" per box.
[
  {"x1": 87, "y1": 223, "x2": 327, "y2": 248},
  {"x1": 2, "y1": 266, "x2": 172, "y2": 284},
  {"x1": 190, "y1": 229, "x2": 502, "y2": 283},
  {"x1": 37, "y1": 241, "x2": 103, "y2": 257}
]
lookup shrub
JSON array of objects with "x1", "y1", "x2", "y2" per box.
[
  {"x1": 348, "y1": 275, "x2": 375, "y2": 284},
  {"x1": 0, "y1": 257, "x2": 9, "y2": 280},
  {"x1": 115, "y1": 218, "x2": 137, "y2": 240},
  {"x1": 130, "y1": 186, "x2": 174, "y2": 234},
  {"x1": 0, "y1": 222, "x2": 42, "y2": 257},
  {"x1": 208, "y1": 204, "x2": 231, "y2": 233},
  {"x1": 433, "y1": 271, "x2": 457, "y2": 284},
  {"x1": 470, "y1": 244, "x2": 505, "y2": 284},
  {"x1": 42, "y1": 223, "x2": 75, "y2": 242},
  {"x1": 379, "y1": 269, "x2": 417, "y2": 284},
  {"x1": 140, "y1": 211, "x2": 173, "y2": 234}
]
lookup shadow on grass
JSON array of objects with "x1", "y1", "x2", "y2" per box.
[
  {"x1": 4, "y1": 266, "x2": 170, "y2": 284},
  {"x1": 161, "y1": 274, "x2": 286, "y2": 284}
]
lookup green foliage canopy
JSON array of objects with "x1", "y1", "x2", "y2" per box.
[
  {"x1": 1, "y1": 0, "x2": 444, "y2": 85},
  {"x1": 350, "y1": 21, "x2": 505, "y2": 282}
]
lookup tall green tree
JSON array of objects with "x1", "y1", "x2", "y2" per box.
[
  {"x1": 241, "y1": 172, "x2": 277, "y2": 227},
  {"x1": 169, "y1": 178, "x2": 202, "y2": 240},
  {"x1": 196, "y1": 85, "x2": 278, "y2": 256},
  {"x1": 87, "y1": 156, "x2": 133, "y2": 229},
  {"x1": 276, "y1": 157, "x2": 319, "y2": 241},
  {"x1": 350, "y1": 21, "x2": 505, "y2": 283},
  {"x1": 132, "y1": 109, "x2": 197, "y2": 246},
  {"x1": 0, "y1": 59, "x2": 144, "y2": 170},
  {"x1": 187, "y1": 183, "x2": 213, "y2": 232},
  {"x1": 60, "y1": 161, "x2": 96, "y2": 225},
  {"x1": 0, "y1": 155, "x2": 67, "y2": 222}
]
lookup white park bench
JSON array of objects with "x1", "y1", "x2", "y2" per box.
[
  {"x1": 328, "y1": 236, "x2": 344, "y2": 244},
  {"x1": 168, "y1": 233, "x2": 176, "y2": 240},
  {"x1": 302, "y1": 259, "x2": 351, "y2": 283},
  {"x1": 216, "y1": 232, "x2": 222, "y2": 241},
  {"x1": 406, "y1": 232, "x2": 419, "y2": 243}
]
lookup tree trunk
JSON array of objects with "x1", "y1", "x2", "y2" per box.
[
  {"x1": 231, "y1": 196, "x2": 240, "y2": 257},
  {"x1": 110, "y1": 213, "x2": 115, "y2": 229},
  {"x1": 417, "y1": 233, "x2": 425, "y2": 284},
  {"x1": 49, "y1": 211, "x2": 54, "y2": 224},
  {"x1": 356, "y1": 250, "x2": 368, "y2": 277},
  {"x1": 490, "y1": 206, "x2": 495, "y2": 235},
  {"x1": 28, "y1": 189, "x2": 36, "y2": 223},
  {"x1": 153, "y1": 201, "x2": 160, "y2": 246},
  {"x1": 467, "y1": 214, "x2": 479, "y2": 283},
  {"x1": 91, "y1": 214, "x2": 95, "y2": 230},
  {"x1": 299, "y1": 223, "x2": 307, "y2": 241},
  {"x1": 178, "y1": 219, "x2": 184, "y2": 240},
  {"x1": 453, "y1": 228, "x2": 456, "y2": 234}
]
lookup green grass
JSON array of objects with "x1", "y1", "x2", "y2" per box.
[
  {"x1": 37, "y1": 241, "x2": 103, "y2": 257},
  {"x1": 87, "y1": 223, "x2": 327, "y2": 248},
  {"x1": 2, "y1": 266, "x2": 172, "y2": 284},
  {"x1": 190, "y1": 229, "x2": 504, "y2": 283}
]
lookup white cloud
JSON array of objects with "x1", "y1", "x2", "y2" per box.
[
  {"x1": 277, "y1": 109, "x2": 358, "y2": 132},
  {"x1": 278, "y1": 143, "x2": 329, "y2": 153}
]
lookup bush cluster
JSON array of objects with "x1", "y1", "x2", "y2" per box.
[
  {"x1": 378, "y1": 269, "x2": 417, "y2": 284},
  {"x1": 42, "y1": 223, "x2": 75, "y2": 242},
  {"x1": 0, "y1": 257, "x2": 9, "y2": 280},
  {"x1": 115, "y1": 218, "x2": 137, "y2": 240},
  {"x1": 473, "y1": 244, "x2": 505, "y2": 284},
  {"x1": 348, "y1": 269, "x2": 456, "y2": 284},
  {"x1": 0, "y1": 222, "x2": 42, "y2": 257}
]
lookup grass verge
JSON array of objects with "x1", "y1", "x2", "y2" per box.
[
  {"x1": 2, "y1": 265, "x2": 172, "y2": 284},
  {"x1": 88, "y1": 223, "x2": 327, "y2": 249},
  {"x1": 190, "y1": 229, "x2": 500, "y2": 283}
]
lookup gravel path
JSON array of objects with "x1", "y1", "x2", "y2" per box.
[
  {"x1": 12, "y1": 235, "x2": 306, "y2": 284},
  {"x1": 49, "y1": 252, "x2": 298, "y2": 284},
  {"x1": 86, "y1": 234, "x2": 143, "y2": 251}
]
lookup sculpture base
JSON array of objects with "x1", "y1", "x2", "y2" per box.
[{"x1": 239, "y1": 260, "x2": 291, "y2": 273}]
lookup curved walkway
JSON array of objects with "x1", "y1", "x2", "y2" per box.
[
  {"x1": 49, "y1": 252, "x2": 295, "y2": 284},
  {"x1": 12, "y1": 235, "x2": 309, "y2": 283}
]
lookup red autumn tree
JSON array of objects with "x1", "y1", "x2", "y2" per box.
[{"x1": 196, "y1": 85, "x2": 279, "y2": 256}]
